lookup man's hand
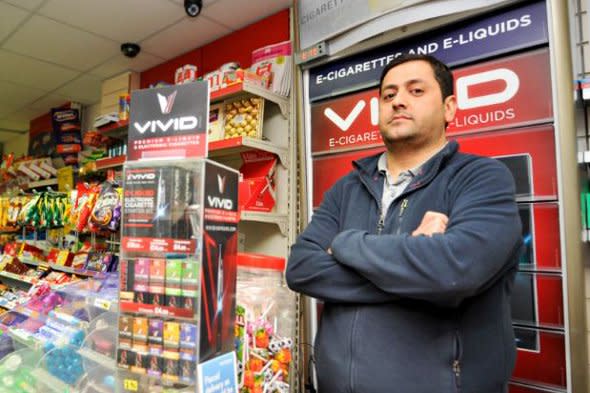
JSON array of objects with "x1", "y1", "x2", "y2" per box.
[{"x1": 412, "y1": 211, "x2": 448, "y2": 237}]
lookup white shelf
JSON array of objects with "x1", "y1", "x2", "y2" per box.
[
  {"x1": 209, "y1": 137, "x2": 288, "y2": 167},
  {"x1": 7, "y1": 328, "x2": 42, "y2": 350},
  {"x1": 31, "y1": 368, "x2": 78, "y2": 393},
  {"x1": 25, "y1": 178, "x2": 58, "y2": 190},
  {"x1": 78, "y1": 347, "x2": 116, "y2": 370},
  {"x1": 242, "y1": 81, "x2": 290, "y2": 118},
  {"x1": 210, "y1": 80, "x2": 290, "y2": 118},
  {"x1": 240, "y1": 211, "x2": 288, "y2": 236},
  {"x1": 86, "y1": 295, "x2": 118, "y2": 312},
  {"x1": 0, "y1": 271, "x2": 34, "y2": 290},
  {"x1": 578, "y1": 150, "x2": 590, "y2": 164}
]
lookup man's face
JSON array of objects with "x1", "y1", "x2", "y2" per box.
[{"x1": 378, "y1": 60, "x2": 456, "y2": 148}]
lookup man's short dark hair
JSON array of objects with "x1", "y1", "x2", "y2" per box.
[{"x1": 379, "y1": 54, "x2": 454, "y2": 101}]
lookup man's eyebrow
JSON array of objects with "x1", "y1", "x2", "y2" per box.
[{"x1": 381, "y1": 78, "x2": 426, "y2": 90}]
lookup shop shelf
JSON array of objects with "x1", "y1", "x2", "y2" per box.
[
  {"x1": 0, "y1": 271, "x2": 34, "y2": 291},
  {"x1": 0, "y1": 227, "x2": 20, "y2": 235},
  {"x1": 11, "y1": 305, "x2": 42, "y2": 320},
  {"x1": 85, "y1": 382, "x2": 112, "y2": 393},
  {"x1": 93, "y1": 155, "x2": 127, "y2": 171},
  {"x1": 31, "y1": 367, "x2": 78, "y2": 393},
  {"x1": 7, "y1": 328, "x2": 42, "y2": 351},
  {"x1": 0, "y1": 298, "x2": 16, "y2": 310},
  {"x1": 49, "y1": 264, "x2": 106, "y2": 279},
  {"x1": 24, "y1": 178, "x2": 58, "y2": 190},
  {"x1": 78, "y1": 347, "x2": 116, "y2": 370},
  {"x1": 119, "y1": 300, "x2": 195, "y2": 320},
  {"x1": 209, "y1": 136, "x2": 288, "y2": 167},
  {"x1": 97, "y1": 120, "x2": 129, "y2": 138},
  {"x1": 20, "y1": 257, "x2": 41, "y2": 267},
  {"x1": 86, "y1": 295, "x2": 118, "y2": 312},
  {"x1": 210, "y1": 80, "x2": 289, "y2": 118},
  {"x1": 240, "y1": 211, "x2": 288, "y2": 236},
  {"x1": 14, "y1": 258, "x2": 108, "y2": 286}
]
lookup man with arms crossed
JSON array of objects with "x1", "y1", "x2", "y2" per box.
[{"x1": 287, "y1": 54, "x2": 522, "y2": 393}]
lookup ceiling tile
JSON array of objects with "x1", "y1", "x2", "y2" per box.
[
  {"x1": 88, "y1": 51, "x2": 165, "y2": 79},
  {"x1": 141, "y1": 16, "x2": 231, "y2": 59},
  {"x1": 0, "y1": 103, "x2": 22, "y2": 118},
  {"x1": 0, "y1": 80, "x2": 47, "y2": 107},
  {"x1": 28, "y1": 93, "x2": 70, "y2": 111},
  {"x1": 0, "y1": 2, "x2": 29, "y2": 42},
  {"x1": 3, "y1": 0, "x2": 44, "y2": 11},
  {"x1": 0, "y1": 50, "x2": 80, "y2": 90},
  {"x1": 54, "y1": 74, "x2": 102, "y2": 105},
  {"x1": 203, "y1": 0, "x2": 291, "y2": 30},
  {"x1": 3, "y1": 15, "x2": 119, "y2": 71},
  {"x1": 0, "y1": 131, "x2": 27, "y2": 143},
  {"x1": 39, "y1": 0, "x2": 184, "y2": 43},
  {"x1": 7, "y1": 107, "x2": 47, "y2": 121},
  {"x1": 0, "y1": 117, "x2": 31, "y2": 132}
]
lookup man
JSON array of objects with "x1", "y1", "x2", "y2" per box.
[{"x1": 286, "y1": 54, "x2": 523, "y2": 393}]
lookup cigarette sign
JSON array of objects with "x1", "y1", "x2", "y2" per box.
[
  {"x1": 310, "y1": 49, "x2": 552, "y2": 155},
  {"x1": 128, "y1": 81, "x2": 210, "y2": 161}
]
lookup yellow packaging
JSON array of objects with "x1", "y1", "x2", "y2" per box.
[{"x1": 223, "y1": 96, "x2": 264, "y2": 139}]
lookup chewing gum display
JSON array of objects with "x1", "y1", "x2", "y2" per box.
[
  {"x1": 123, "y1": 167, "x2": 192, "y2": 241},
  {"x1": 119, "y1": 316, "x2": 133, "y2": 349},
  {"x1": 165, "y1": 259, "x2": 183, "y2": 308},
  {"x1": 131, "y1": 351, "x2": 148, "y2": 374},
  {"x1": 149, "y1": 259, "x2": 166, "y2": 295},
  {"x1": 118, "y1": 349, "x2": 133, "y2": 369},
  {"x1": 118, "y1": 158, "x2": 239, "y2": 391},
  {"x1": 162, "y1": 358, "x2": 179, "y2": 382},
  {"x1": 133, "y1": 259, "x2": 150, "y2": 293},
  {"x1": 163, "y1": 321, "x2": 181, "y2": 356},
  {"x1": 181, "y1": 259, "x2": 199, "y2": 298},
  {"x1": 132, "y1": 317, "x2": 148, "y2": 353},
  {"x1": 148, "y1": 319, "x2": 164, "y2": 355},
  {"x1": 148, "y1": 355, "x2": 163, "y2": 377}
]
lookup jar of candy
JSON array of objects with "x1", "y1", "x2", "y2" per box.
[{"x1": 236, "y1": 253, "x2": 295, "y2": 393}]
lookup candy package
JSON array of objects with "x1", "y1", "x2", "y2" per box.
[{"x1": 90, "y1": 182, "x2": 122, "y2": 232}]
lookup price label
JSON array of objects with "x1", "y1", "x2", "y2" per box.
[
  {"x1": 123, "y1": 379, "x2": 138, "y2": 392},
  {"x1": 57, "y1": 166, "x2": 73, "y2": 192},
  {"x1": 93, "y1": 298, "x2": 112, "y2": 311}
]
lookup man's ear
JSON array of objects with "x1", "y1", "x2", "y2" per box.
[{"x1": 444, "y1": 95, "x2": 457, "y2": 124}]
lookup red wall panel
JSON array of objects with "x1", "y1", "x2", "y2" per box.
[
  {"x1": 512, "y1": 330, "x2": 567, "y2": 388},
  {"x1": 312, "y1": 147, "x2": 384, "y2": 208},
  {"x1": 201, "y1": 10, "x2": 290, "y2": 74},
  {"x1": 140, "y1": 49, "x2": 203, "y2": 88},
  {"x1": 530, "y1": 203, "x2": 561, "y2": 271},
  {"x1": 453, "y1": 125, "x2": 558, "y2": 201},
  {"x1": 447, "y1": 49, "x2": 553, "y2": 135},
  {"x1": 140, "y1": 9, "x2": 290, "y2": 89}
]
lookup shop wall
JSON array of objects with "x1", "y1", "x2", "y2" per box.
[
  {"x1": 83, "y1": 102, "x2": 101, "y2": 133},
  {"x1": 140, "y1": 9, "x2": 290, "y2": 88},
  {"x1": 4, "y1": 133, "x2": 29, "y2": 158}
]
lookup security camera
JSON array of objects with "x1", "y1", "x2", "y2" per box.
[
  {"x1": 121, "y1": 43, "x2": 141, "y2": 58},
  {"x1": 184, "y1": 0, "x2": 202, "y2": 17}
]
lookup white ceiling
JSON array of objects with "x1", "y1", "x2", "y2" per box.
[{"x1": 0, "y1": 0, "x2": 292, "y2": 143}]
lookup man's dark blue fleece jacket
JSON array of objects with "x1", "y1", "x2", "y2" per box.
[{"x1": 286, "y1": 141, "x2": 523, "y2": 393}]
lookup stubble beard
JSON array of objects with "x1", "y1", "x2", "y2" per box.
[{"x1": 379, "y1": 126, "x2": 421, "y2": 152}]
